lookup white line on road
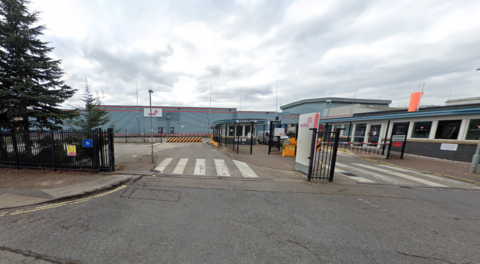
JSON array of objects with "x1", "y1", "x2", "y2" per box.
[
  {"x1": 214, "y1": 159, "x2": 230, "y2": 177},
  {"x1": 154, "y1": 158, "x2": 172, "y2": 172},
  {"x1": 353, "y1": 163, "x2": 448, "y2": 187},
  {"x1": 194, "y1": 159, "x2": 206, "y2": 175},
  {"x1": 233, "y1": 160, "x2": 258, "y2": 178},
  {"x1": 115, "y1": 154, "x2": 122, "y2": 158},
  {"x1": 336, "y1": 163, "x2": 404, "y2": 185},
  {"x1": 349, "y1": 176, "x2": 376, "y2": 183},
  {"x1": 173, "y1": 158, "x2": 189, "y2": 174}
]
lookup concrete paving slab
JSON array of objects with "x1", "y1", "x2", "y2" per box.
[{"x1": 0, "y1": 193, "x2": 48, "y2": 208}]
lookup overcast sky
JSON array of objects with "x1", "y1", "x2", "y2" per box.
[{"x1": 28, "y1": 0, "x2": 480, "y2": 111}]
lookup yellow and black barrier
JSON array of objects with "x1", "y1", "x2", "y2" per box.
[{"x1": 167, "y1": 137, "x2": 202, "y2": 143}]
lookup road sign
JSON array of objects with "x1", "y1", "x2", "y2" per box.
[{"x1": 82, "y1": 139, "x2": 93, "y2": 147}]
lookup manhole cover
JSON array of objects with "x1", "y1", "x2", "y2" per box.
[
  {"x1": 121, "y1": 188, "x2": 180, "y2": 202},
  {"x1": 339, "y1": 172, "x2": 361, "y2": 177}
]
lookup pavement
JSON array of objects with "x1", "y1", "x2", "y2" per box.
[
  {"x1": 0, "y1": 175, "x2": 141, "y2": 210},
  {"x1": 1, "y1": 141, "x2": 478, "y2": 210},
  {"x1": 218, "y1": 142, "x2": 480, "y2": 184}
]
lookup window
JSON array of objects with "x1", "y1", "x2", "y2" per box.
[
  {"x1": 411, "y1": 122, "x2": 432, "y2": 138},
  {"x1": 245, "y1": 125, "x2": 251, "y2": 137},
  {"x1": 435, "y1": 120, "x2": 462, "y2": 139},
  {"x1": 368, "y1": 124, "x2": 381, "y2": 143},
  {"x1": 228, "y1": 125, "x2": 234, "y2": 136},
  {"x1": 466, "y1": 119, "x2": 480, "y2": 140},
  {"x1": 236, "y1": 125, "x2": 243, "y2": 137},
  {"x1": 342, "y1": 124, "x2": 351, "y2": 136},
  {"x1": 353, "y1": 124, "x2": 366, "y2": 142}
]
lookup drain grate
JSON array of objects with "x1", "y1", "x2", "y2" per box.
[
  {"x1": 121, "y1": 188, "x2": 180, "y2": 202},
  {"x1": 338, "y1": 172, "x2": 361, "y2": 177}
]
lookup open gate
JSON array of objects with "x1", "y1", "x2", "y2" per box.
[{"x1": 307, "y1": 128, "x2": 342, "y2": 181}]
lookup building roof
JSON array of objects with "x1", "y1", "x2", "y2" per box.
[
  {"x1": 280, "y1": 97, "x2": 392, "y2": 110},
  {"x1": 326, "y1": 103, "x2": 480, "y2": 123}
]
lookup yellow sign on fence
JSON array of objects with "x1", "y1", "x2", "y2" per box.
[{"x1": 67, "y1": 145, "x2": 76, "y2": 156}]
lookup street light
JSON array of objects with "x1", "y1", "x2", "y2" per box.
[
  {"x1": 149, "y1": 89, "x2": 154, "y2": 163},
  {"x1": 470, "y1": 68, "x2": 480, "y2": 173}
]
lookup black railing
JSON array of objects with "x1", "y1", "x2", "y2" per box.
[
  {"x1": 307, "y1": 128, "x2": 342, "y2": 181},
  {"x1": 0, "y1": 128, "x2": 115, "y2": 173}
]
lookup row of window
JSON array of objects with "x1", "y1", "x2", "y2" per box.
[
  {"x1": 219, "y1": 125, "x2": 255, "y2": 137},
  {"x1": 411, "y1": 119, "x2": 479, "y2": 140},
  {"x1": 331, "y1": 118, "x2": 480, "y2": 142}
]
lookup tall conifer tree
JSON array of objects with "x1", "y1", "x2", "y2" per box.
[
  {"x1": 69, "y1": 78, "x2": 112, "y2": 131},
  {"x1": 0, "y1": 0, "x2": 76, "y2": 134}
]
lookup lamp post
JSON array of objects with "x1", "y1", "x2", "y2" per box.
[
  {"x1": 149, "y1": 89, "x2": 154, "y2": 163},
  {"x1": 470, "y1": 68, "x2": 480, "y2": 173}
]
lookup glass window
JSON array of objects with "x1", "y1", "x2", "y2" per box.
[
  {"x1": 368, "y1": 124, "x2": 381, "y2": 143},
  {"x1": 353, "y1": 124, "x2": 366, "y2": 142},
  {"x1": 245, "y1": 125, "x2": 251, "y2": 137},
  {"x1": 435, "y1": 120, "x2": 462, "y2": 139},
  {"x1": 342, "y1": 124, "x2": 351, "y2": 136},
  {"x1": 411, "y1": 121, "x2": 432, "y2": 138},
  {"x1": 466, "y1": 119, "x2": 480, "y2": 140},
  {"x1": 236, "y1": 125, "x2": 243, "y2": 137},
  {"x1": 228, "y1": 125, "x2": 234, "y2": 136}
]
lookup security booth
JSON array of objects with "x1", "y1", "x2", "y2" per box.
[{"x1": 212, "y1": 119, "x2": 268, "y2": 148}]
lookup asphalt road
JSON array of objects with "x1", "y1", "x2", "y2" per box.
[{"x1": 1, "y1": 174, "x2": 479, "y2": 263}]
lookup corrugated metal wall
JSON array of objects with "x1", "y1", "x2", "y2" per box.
[{"x1": 63, "y1": 106, "x2": 278, "y2": 135}]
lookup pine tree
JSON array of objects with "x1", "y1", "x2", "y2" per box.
[
  {"x1": 69, "y1": 78, "x2": 112, "y2": 131},
  {"x1": 0, "y1": 0, "x2": 76, "y2": 134}
]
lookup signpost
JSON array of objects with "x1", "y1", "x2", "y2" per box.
[
  {"x1": 295, "y1": 112, "x2": 320, "y2": 174},
  {"x1": 386, "y1": 122, "x2": 409, "y2": 159}
]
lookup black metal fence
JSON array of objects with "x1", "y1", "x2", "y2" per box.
[
  {"x1": 0, "y1": 128, "x2": 115, "y2": 173},
  {"x1": 308, "y1": 128, "x2": 342, "y2": 181}
]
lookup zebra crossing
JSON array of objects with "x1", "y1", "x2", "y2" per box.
[
  {"x1": 335, "y1": 162, "x2": 477, "y2": 189},
  {"x1": 153, "y1": 158, "x2": 258, "y2": 178}
]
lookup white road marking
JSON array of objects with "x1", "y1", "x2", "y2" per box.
[
  {"x1": 233, "y1": 160, "x2": 258, "y2": 178},
  {"x1": 336, "y1": 163, "x2": 404, "y2": 185},
  {"x1": 115, "y1": 154, "x2": 122, "y2": 158},
  {"x1": 349, "y1": 176, "x2": 376, "y2": 183},
  {"x1": 173, "y1": 158, "x2": 189, "y2": 174},
  {"x1": 154, "y1": 158, "x2": 172, "y2": 172},
  {"x1": 194, "y1": 159, "x2": 206, "y2": 175},
  {"x1": 214, "y1": 159, "x2": 230, "y2": 177},
  {"x1": 353, "y1": 163, "x2": 448, "y2": 187},
  {"x1": 376, "y1": 164, "x2": 477, "y2": 186},
  {"x1": 334, "y1": 165, "x2": 376, "y2": 183}
]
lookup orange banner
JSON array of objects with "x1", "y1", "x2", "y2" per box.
[{"x1": 408, "y1": 92, "x2": 424, "y2": 112}]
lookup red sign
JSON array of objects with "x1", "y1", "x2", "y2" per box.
[{"x1": 393, "y1": 142, "x2": 403, "y2": 148}]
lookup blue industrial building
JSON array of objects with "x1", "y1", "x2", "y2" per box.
[{"x1": 65, "y1": 105, "x2": 277, "y2": 136}]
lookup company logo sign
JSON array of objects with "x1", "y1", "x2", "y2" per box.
[
  {"x1": 300, "y1": 114, "x2": 317, "y2": 128},
  {"x1": 144, "y1": 108, "x2": 162, "y2": 117}
]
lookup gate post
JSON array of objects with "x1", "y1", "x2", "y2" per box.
[
  {"x1": 93, "y1": 129, "x2": 100, "y2": 173},
  {"x1": 108, "y1": 128, "x2": 115, "y2": 172},
  {"x1": 328, "y1": 128, "x2": 343, "y2": 182},
  {"x1": 50, "y1": 130, "x2": 57, "y2": 172},
  {"x1": 11, "y1": 130, "x2": 19, "y2": 170},
  {"x1": 307, "y1": 128, "x2": 317, "y2": 181}
]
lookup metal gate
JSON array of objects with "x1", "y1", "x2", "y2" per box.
[{"x1": 307, "y1": 128, "x2": 342, "y2": 181}]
